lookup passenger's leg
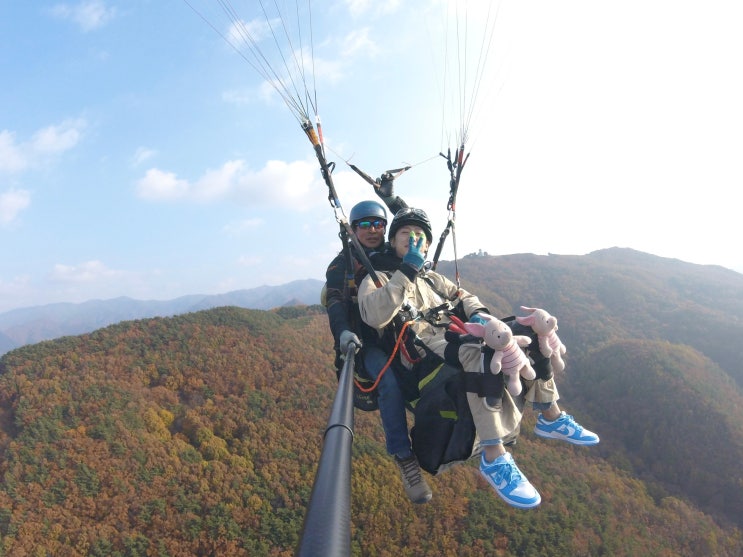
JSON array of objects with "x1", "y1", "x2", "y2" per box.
[{"x1": 363, "y1": 346, "x2": 432, "y2": 504}]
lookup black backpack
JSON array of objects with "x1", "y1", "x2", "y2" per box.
[{"x1": 407, "y1": 353, "x2": 481, "y2": 475}]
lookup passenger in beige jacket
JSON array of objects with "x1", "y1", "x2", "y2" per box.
[{"x1": 358, "y1": 207, "x2": 599, "y2": 509}]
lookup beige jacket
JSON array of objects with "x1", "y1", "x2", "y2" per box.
[{"x1": 358, "y1": 268, "x2": 485, "y2": 360}]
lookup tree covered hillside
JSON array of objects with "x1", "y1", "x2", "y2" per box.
[
  {"x1": 0, "y1": 304, "x2": 741, "y2": 556},
  {"x1": 440, "y1": 248, "x2": 743, "y2": 530}
]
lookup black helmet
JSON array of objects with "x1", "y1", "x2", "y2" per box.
[
  {"x1": 388, "y1": 207, "x2": 433, "y2": 243},
  {"x1": 349, "y1": 200, "x2": 387, "y2": 226}
]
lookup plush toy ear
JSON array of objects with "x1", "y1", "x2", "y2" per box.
[
  {"x1": 520, "y1": 306, "x2": 537, "y2": 313},
  {"x1": 515, "y1": 315, "x2": 534, "y2": 326},
  {"x1": 463, "y1": 322, "x2": 487, "y2": 338}
]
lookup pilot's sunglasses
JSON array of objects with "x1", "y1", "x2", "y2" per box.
[{"x1": 356, "y1": 220, "x2": 386, "y2": 230}]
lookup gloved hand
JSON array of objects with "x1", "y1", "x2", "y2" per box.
[
  {"x1": 469, "y1": 313, "x2": 489, "y2": 325},
  {"x1": 374, "y1": 172, "x2": 395, "y2": 198},
  {"x1": 339, "y1": 329, "x2": 361, "y2": 354},
  {"x1": 402, "y1": 231, "x2": 426, "y2": 271}
]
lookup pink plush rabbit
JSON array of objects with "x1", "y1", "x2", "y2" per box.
[
  {"x1": 460, "y1": 314, "x2": 536, "y2": 397},
  {"x1": 515, "y1": 306, "x2": 566, "y2": 373}
]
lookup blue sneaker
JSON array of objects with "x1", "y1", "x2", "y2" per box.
[
  {"x1": 534, "y1": 411, "x2": 599, "y2": 445},
  {"x1": 479, "y1": 453, "x2": 541, "y2": 509}
]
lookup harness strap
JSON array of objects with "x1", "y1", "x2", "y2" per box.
[{"x1": 354, "y1": 321, "x2": 413, "y2": 393}]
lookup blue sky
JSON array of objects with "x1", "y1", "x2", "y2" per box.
[{"x1": 2, "y1": 1, "x2": 742, "y2": 313}]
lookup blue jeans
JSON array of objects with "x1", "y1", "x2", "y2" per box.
[{"x1": 363, "y1": 345, "x2": 412, "y2": 458}]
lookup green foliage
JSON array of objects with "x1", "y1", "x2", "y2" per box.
[
  {"x1": 74, "y1": 463, "x2": 101, "y2": 496},
  {"x1": 273, "y1": 304, "x2": 325, "y2": 320}
]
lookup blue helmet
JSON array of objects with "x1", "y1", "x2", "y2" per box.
[{"x1": 349, "y1": 200, "x2": 387, "y2": 226}]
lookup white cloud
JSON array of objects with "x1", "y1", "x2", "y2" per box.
[
  {"x1": 131, "y1": 147, "x2": 157, "y2": 166},
  {"x1": 0, "y1": 131, "x2": 28, "y2": 173},
  {"x1": 194, "y1": 160, "x2": 248, "y2": 201},
  {"x1": 50, "y1": 1, "x2": 117, "y2": 32},
  {"x1": 30, "y1": 120, "x2": 84, "y2": 154},
  {"x1": 227, "y1": 17, "x2": 276, "y2": 46},
  {"x1": 310, "y1": 55, "x2": 347, "y2": 85},
  {"x1": 246, "y1": 159, "x2": 318, "y2": 205},
  {"x1": 135, "y1": 158, "x2": 329, "y2": 209},
  {"x1": 0, "y1": 120, "x2": 85, "y2": 175},
  {"x1": 50, "y1": 260, "x2": 121, "y2": 283},
  {"x1": 341, "y1": 28, "x2": 378, "y2": 58},
  {"x1": 135, "y1": 168, "x2": 190, "y2": 201},
  {"x1": 306, "y1": 29, "x2": 379, "y2": 84},
  {"x1": 0, "y1": 189, "x2": 31, "y2": 226}
]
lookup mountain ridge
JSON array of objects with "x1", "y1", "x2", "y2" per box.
[
  {"x1": 3, "y1": 247, "x2": 737, "y2": 355},
  {"x1": 0, "y1": 278, "x2": 325, "y2": 354}
]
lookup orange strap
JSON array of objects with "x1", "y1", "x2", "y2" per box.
[{"x1": 354, "y1": 321, "x2": 413, "y2": 393}]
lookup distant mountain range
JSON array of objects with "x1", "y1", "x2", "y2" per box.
[{"x1": 0, "y1": 278, "x2": 324, "y2": 355}]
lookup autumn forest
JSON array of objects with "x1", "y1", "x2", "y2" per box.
[{"x1": 1, "y1": 248, "x2": 742, "y2": 556}]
